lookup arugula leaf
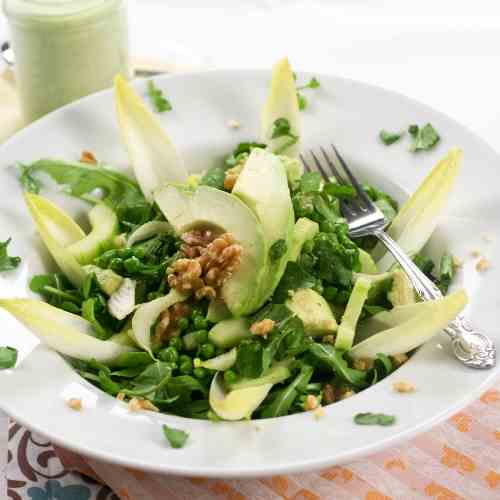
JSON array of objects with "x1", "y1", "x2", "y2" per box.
[
  {"x1": 30, "y1": 274, "x2": 82, "y2": 312},
  {"x1": 147, "y1": 80, "x2": 172, "y2": 112},
  {"x1": 269, "y1": 239, "x2": 288, "y2": 261},
  {"x1": 308, "y1": 343, "x2": 367, "y2": 387},
  {"x1": 113, "y1": 351, "x2": 153, "y2": 368},
  {"x1": 24, "y1": 159, "x2": 146, "y2": 210},
  {"x1": 98, "y1": 369, "x2": 123, "y2": 396},
  {"x1": 167, "y1": 375, "x2": 208, "y2": 400},
  {"x1": 323, "y1": 183, "x2": 356, "y2": 200},
  {"x1": 82, "y1": 297, "x2": 112, "y2": 340},
  {"x1": 122, "y1": 361, "x2": 172, "y2": 397},
  {"x1": 163, "y1": 424, "x2": 189, "y2": 448},
  {"x1": 236, "y1": 340, "x2": 264, "y2": 378},
  {"x1": 410, "y1": 123, "x2": 440, "y2": 152},
  {"x1": 354, "y1": 412, "x2": 396, "y2": 426},
  {"x1": 438, "y1": 253, "x2": 454, "y2": 294},
  {"x1": 271, "y1": 118, "x2": 299, "y2": 155},
  {"x1": 0, "y1": 238, "x2": 21, "y2": 272},
  {"x1": 261, "y1": 364, "x2": 313, "y2": 418},
  {"x1": 379, "y1": 130, "x2": 403, "y2": 146},
  {"x1": 18, "y1": 164, "x2": 41, "y2": 193},
  {"x1": 273, "y1": 262, "x2": 321, "y2": 303},
  {"x1": 0, "y1": 346, "x2": 17, "y2": 369}
]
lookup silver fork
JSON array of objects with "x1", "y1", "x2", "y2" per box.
[{"x1": 300, "y1": 144, "x2": 496, "y2": 369}]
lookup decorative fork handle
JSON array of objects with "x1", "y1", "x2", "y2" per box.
[{"x1": 374, "y1": 230, "x2": 496, "y2": 369}]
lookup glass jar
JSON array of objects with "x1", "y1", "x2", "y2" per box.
[{"x1": 3, "y1": 0, "x2": 131, "y2": 123}]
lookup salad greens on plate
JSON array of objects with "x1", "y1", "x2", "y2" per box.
[{"x1": 0, "y1": 58, "x2": 467, "y2": 425}]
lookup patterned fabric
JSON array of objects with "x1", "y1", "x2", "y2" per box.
[{"x1": 4, "y1": 386, "x2": 500, "y2": 500}]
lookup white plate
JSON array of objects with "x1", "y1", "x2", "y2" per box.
[{"x1": 0, "y1": 70, "x2": 499, "y2": 478}]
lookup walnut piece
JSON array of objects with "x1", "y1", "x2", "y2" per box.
[
  {"x1": 391, "y1": 353, "x2": 408, "y2": 367},
  {"x1": 322, "y1": 384, "x2": 336, "y2": 405},
  {"x1": 476, "y1": 257, "x2": 491, "y2": 272},
  {"x1": 304, "y1": 394, "x2": 319, "y2": 411},
  {"x1": 167, "y1": 232, "x2": 242, "y2": 301},
  {"x1": 80, "y1": 150, "x2": 97, "y2": 164},
  {"x1": 153, "y1": 302, "x2": 191, "y2": 346},
  {"x1": 393, "y1": 381, "x2": 416, "y2": 393},
  {"x1": 128, "y1": 397, "x2": 159, "y2": 413},
  {"x1": 67, "y1": 398, "x2": 82, "y2": 411},
  {"x1": 250, "y1": 319, "x2": 275, "y2": 337},
  {"x1": 353, "y1": 358, "x2": 374, "y2": 371},
  {"x1": 313, "y1": 407, "x2": 326, "y2": 420}
]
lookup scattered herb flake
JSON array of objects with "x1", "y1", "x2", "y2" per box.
[
  {"x1": 354, "y1": 412, "x2": 396, "y2": 426},
  {"x1": 410, "y1": 123, "x2": 440, "y2": 152},
  {"x1": 147, "y1": 80, "x2": 172, "y2": 113},
  {"x1": 296, "y1": 77, "x2": 320, "y2": 110},
  {"x1": 0, "y1": 346, "x2": 18, "y2": 369},
  {"x1": 18, "y1": 164, "x2": 42, "y2": 193},
  {"x1": 162, "y1": 424, "x2": 189, "y2": 448},
  {"x1": 438, "y1": 253, "x2": 454, "y2": 294},
  {"x1": 408, "y1": 124, "x2": 419, "y2": 137},
  {"x1": 0, "y1": 238, "x2": 21, "y2": 271},
  {"x1": 297, "y1": 92, "x2": 308, "y2": 111},
  {"x1": 379, "y1": 130, "x2": 403, "y2": 146}
]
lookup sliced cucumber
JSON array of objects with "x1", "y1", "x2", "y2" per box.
[{"x1": 289, "y1": 217, "x2": 319, "y2": 262}]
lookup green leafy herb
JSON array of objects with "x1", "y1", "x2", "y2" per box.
[
  {"x1": 438, "y1": 253, "x2": 454, "y2": 294},
  {"x1": 0, "y1": 346, "x2": 17, "y2": 369},
  {"x1": 297, "y1": 93, "x2": 308, "y2": 111},
  {"x1": 224, "y1": 142, "x2": 266, "y2": 168},
  {"x1": 323, "y1": 183, "x2": 356, "y2": 199},
  {"x1": 410, "y1": 123, "x2": 440, "y2": 152},
  {"x1": 308, "y1": 343, "x2": 367, "y2": 387},
  {"x1": 261, "y1": 364, "x2": 313, "y2": 418},
  {"x1": 379, "y1": 130, "x2": 403, "y2": 146},
  {"x1": 271, "y1": 118, "x2": 299, "y2": 155},
  {"x1": 122, "y1": 361, "x2": 173, "y2": 397},
  {"x1": 0, "y1": 238, "x2": 21, "y2": 271},
  {"x1": 408, "y1": 124, "x2": 419, "y2": 137},
  {"x1": 82, "y1": 297, "x2": 112, "y2": 339},
  {"x1": 299, "y1": 171, "x2": 322, "y2": 193},
  {"x1": 273, "y1": 262, "x2": 321, "y2": 303},
  {"x1": 235, "y1": 340, "x2": 264, "y2": 378},
  {"x1": 354, "y1": 412, "x2": 396, "y2": 426},
  {"x1": 413, "y1": 253, "x2": 435, "y2": 278},
  {"x1": 200, "y1": 166, "x2": 227, "y2": 190},
  {"x1": 269, "y1": 239, "x2": 288, "y2": 261},
  {"x1": 162, "y1": 424, "x2": 189, "y2": 448},
  {"x1": 18, "y1": 164, "x2": 41, "y2": 193},
  {"x1": 23, "y1": 160, "x2": 146, "y2": 211},
  {"x1": 147, "y1": 80, "x2": 172, "y2": 112}
]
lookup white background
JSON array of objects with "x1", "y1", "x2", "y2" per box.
[
  {"x1": 1, "y1": 0, "x2": 500, "y2": 150},
  {"x1": 1, "y1": 0, "x2": 500, "y2": 493}
]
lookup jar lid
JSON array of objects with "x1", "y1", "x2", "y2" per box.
[{"x1": 3, "y1": 0, "x2": 122, "y2": 24}]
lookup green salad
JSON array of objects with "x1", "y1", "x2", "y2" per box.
[{"x1": 0, "y1": 58, "x2": 467, "y2": 425}]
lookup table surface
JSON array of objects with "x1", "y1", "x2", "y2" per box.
[{"x1": 2, "y1": 1, "x2": 500, "y2": 497}]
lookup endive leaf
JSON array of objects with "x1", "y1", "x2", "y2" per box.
[
  {"x1": 209, "y1": 372, "x2": 272, "y2": 421},
  {"x1": 126, "y1": 221, "x2": 173, "y2": 247},
  {"x1": 114, "y1": 75, "x2": 187, "y2": 201},
  {"x1": 375, "y1": 149, "x2": 462, "y2": 270},
  {"x1": 194, "y1": 348, "x2": 237, "y2": 371},
  {"x1": 131, "y1": 289, "x2": 188, "y2": 356},
  {"x1": 260, "y1": 58, "x2": 301, "y2": 157},
  {"x1": 0, "y1": 299, "x2": 134, "y2": 363},
  {"x1": 350, "y1": 289, "x2": 467, "y2": 359},
  {"x1": 24, "y1": 193, "x2": 86, "y2": 287}
]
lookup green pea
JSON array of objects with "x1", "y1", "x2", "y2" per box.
[
  {"x1": 200, "y1": 343, "x2": 215, "y2": 360},
  {"x1": 178, "y1": 354, "x2": 192, "y2": 365},
  {"x1": 133, "y1": 247, "x2": 146, "y2": 259},
  {"x1": 193, "y1": 316, "x2": 209, "y2": 330},
  {"x1": 158, "y1": 346, "x2": 178, "y2": 364},
  {"x1": 169, "y1": 336, "x2": 183, "y2": 351},
  {"x1": 320, "y1": 220, "x2": 336, "y2": 234},
  {"x1": 109, "y1": 258, "x2": 123, "y2": 271},
  {"x1": 193, "y1": 367, "x2": 207, "y2": 379},
  {"x1": 123, "y1": 256, "x2": 141, "y2": 273},
  {"x1": 179, "y1": 359, "x2": 193, "y2": 374},
  {"x1": 178, "y1": 317, "x2": 189, "y2": 331},
  {"x1": 223, "y1": 370, "x2": 238, "y2": 385}
]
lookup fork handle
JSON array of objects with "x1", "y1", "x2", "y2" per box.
[{"x1": 374, "y1": 230, "x2": 496, "y2": 369}]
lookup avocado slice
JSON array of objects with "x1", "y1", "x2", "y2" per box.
[
  {"x1": 232, "y1": 148, "x2": 295, "y2": 307},
  {"x1": 335, "y1": 277, "x2": 372, "y2": 350},
  {"x1": 387, "y1": 269, "x2": 416, "y2": 306},
  {"x1": 286, "y1": 288, "x2": 337, "y2": 335},
  {"x1": 289, "y1": 217, "x2": 319, "y2": 262},
  {"x1": 154, "y1": 184, "x2": 266, "y2": 316}
]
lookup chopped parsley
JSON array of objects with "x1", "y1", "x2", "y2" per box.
[
  {"x1": 295, "y1": 76, "x2": 320, "y2": 111},
  {"x1": 379, "y1": 130, "x2": 403, "y2": 146},
  {"x1": 269, "y1": 239, "x2": 288, "y2": 261},
  {"x1": 162, "y1": 424, "x2": 189, "y2": 448},
  {"x1": 0, "y1": 346, "x2": 18, "y2": 369},
  {"x1": 147, "y1": 80, "x2": 172, "y2": 113},
  {"x1": 354, "y1": 412, "x2": 396, "y2": 426},
  {"x1": 0, "y1": 238, "x2": 21, "y2": 271},
  {"x1": 271, "y1": 118, "x2": 299, "y2": 154},
  {"x1": 409, "y1": 123, "x2": 440, "y2": 152}
]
